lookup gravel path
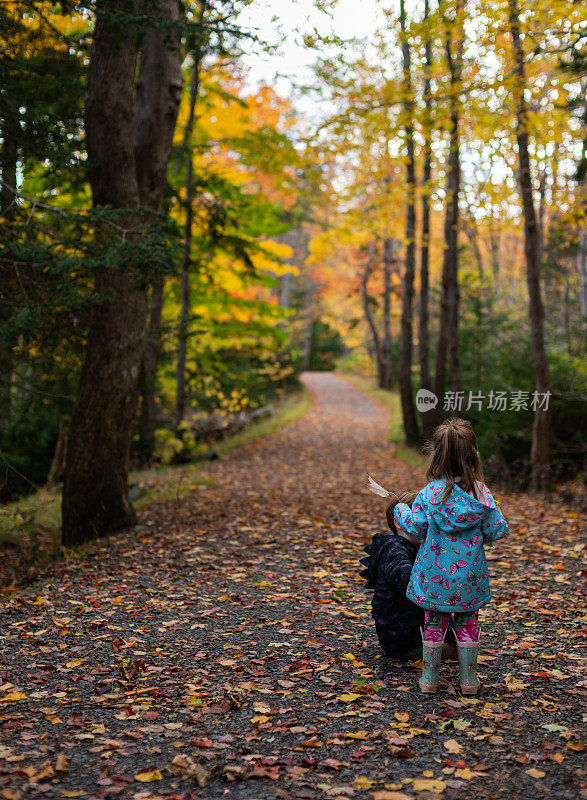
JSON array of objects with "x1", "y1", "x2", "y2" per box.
[{"x1": 1, "y1": 372, "x2": 584, "y2": 800}]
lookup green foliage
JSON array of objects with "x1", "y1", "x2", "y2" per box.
[
  {"x1": 308, "y1": 320, "x2": 345, "y2": 371},
  {"x1": 457, "y1": 270, "x2": 586, "y2": 487}
]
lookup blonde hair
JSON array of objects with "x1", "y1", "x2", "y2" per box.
[{"x1": 425, "y1": 418, "x2": 484, "y2": 502}]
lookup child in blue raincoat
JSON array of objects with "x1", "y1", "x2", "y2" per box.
[{"x1": 393, "y1": 418, "x2": 508, "y2": 695}]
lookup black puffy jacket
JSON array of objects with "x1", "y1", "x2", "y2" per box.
[{"x1": 359, "y1": 531, "x2": 424, "y2": 658}]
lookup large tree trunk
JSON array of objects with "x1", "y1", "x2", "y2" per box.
[
  {"x1": 419, "y1": 0, "x2": 434, "y2": 439},
  {"x1": 397, "y1": 0, "x2": 420, "y2": 445},
  {"x1": 63, "y1": 0, "x2": 143, "y2": 544},
  {"x1": 508, "y1": 0, "x2": 552, "y2": 492},
  {"x1": 63, "y1": 0, "x2": 182, "y2": 544},
  {"x1": 135, "y1": 0, "x2": 184, "y2": 463},
  {"x1": 434, "y1": 0, "x2": 464, "y2": 420}
]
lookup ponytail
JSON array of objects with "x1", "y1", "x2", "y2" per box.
[{"x1": 425, "y1": 418, "x2": 484, "y2": 502}]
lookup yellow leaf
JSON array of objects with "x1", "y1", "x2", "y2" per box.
[
  {"x1": 354, "y1": 776, "x2": 375, "y2": 789},
  {"x1": 454, "y1": 768, "x2": 476, "y2": 780},
  {"x1": 29, "y1": 761, "x2": 55, "y2": 782},
  {"x1": 371, "y1": 792, "x2": 411, "y2": 800},
  {"x1": 33, "y1": 596, "x2": 44, "y2": 605},
  {"x1": 443, "y1": 739, "x2": 463, "y2": 754},
  {"x1": 134, "y1": 769, "x2": 163, "y2": 782},
  {"x1": 394, "y1": 712, "x2": 409, "y2": 723},
  {"x1": 66, "y1": 659, "x2": 83, "y2": 668},
  {"x1": 60, "y1": 793, "x2": 84, "y2": 797},
  {"x1": 337, "y1": 693, "x2": 362, "y2": 702},
  {"x1": 346, "y1": 730, "x2": 369, "y2": 740},
  {"x1": 1, "y1": 692, "x2": 27, "y2": 703},
  {"x1": 412, "y1": 778, "x2": 446, "y2": 793}
]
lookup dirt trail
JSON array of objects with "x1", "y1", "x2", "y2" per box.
[{"x1": 1, "y1": 372, "x2": 584, "y2": 800}]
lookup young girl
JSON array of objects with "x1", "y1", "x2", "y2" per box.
[{"x1": 392, "y1": 418, "x2": 508, "y2": 695}]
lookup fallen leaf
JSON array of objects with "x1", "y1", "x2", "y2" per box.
[
  {"x1": 337, "y1": 693, "x2": 362, "y2": 702},
  {"x1": 134, "y1": 768, "x2": 163, "y2": 782},
  {"x1": 354, "y1": 776, "x2": 376, "y2": 789},
  {"x1": 525, "y1": 768, "x2": 546, "y2": 779},
  {"x1": 55, "y1": 754, "x2": 71, "y2": 772},
  {"x1": 454, "y1": 768, "x2": 476, "y2": 780},
  {"x1": 0, "y1": 692, "x2": 27, "y2": 703},
  {"x1": 169, "y1": 755, "x2": 208, "y2": 787},
  {"x1": 412, "y1": 778, "x2": 446, "y2": 793}
]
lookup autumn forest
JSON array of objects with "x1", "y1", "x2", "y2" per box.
[
  {"x1": 0, "y1": 1, "x2": 586, "y2": 797},
  {"x1": 1, "y1": 0, "x2": 585, "y2": 538}
]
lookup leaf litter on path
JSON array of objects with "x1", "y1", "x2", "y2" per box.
[{"x1": 0, "y1": 372, "x2": 585, "y2": 799}]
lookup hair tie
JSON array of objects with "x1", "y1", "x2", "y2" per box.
[{"x1": 448, "y1": 423, "x2": 456, "y2": 428}]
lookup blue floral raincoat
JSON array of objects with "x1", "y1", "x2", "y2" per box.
[{"x1": 394, "y1": 479, "x2": 508, "y2": 612}]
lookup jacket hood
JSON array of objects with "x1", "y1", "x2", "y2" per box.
[{"x1": 428, "y1": 479, "x2": 495, "y2": 534}]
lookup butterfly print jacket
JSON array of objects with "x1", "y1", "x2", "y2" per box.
[{"x1": 394, "y1": 479, "x2": 509, "y2": 612}]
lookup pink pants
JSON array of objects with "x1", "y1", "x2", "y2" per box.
[{"x1": 423, "y1": 610, "x2": 479, "y2": 644}]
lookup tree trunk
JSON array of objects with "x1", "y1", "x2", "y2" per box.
[
  {"x1": 135, "y1": 0, "x2": 184, "y2": 463},
  {"x1": 463, "y1": 213, "x2": 484, "y2": 279},
  {"x1": 508, "y1": 0, "x2": 552, "y2": 492},
  {"x1": 419, "y1": 0, "x2": 434, "y2": 439},
  {"x1": 175, "y1": 36, "x2": 205, "y2": 430},
  {"x1": 381, "y1": 237, "x2": 394, "y2": 390},
  {"x1": 139, "y1": 280, "x2": 164, "y2": 463},
  {"x1": 46, "y1": 416, "x2": 70, "y2": 491},
  {"x1": 0, "y1": 127, "x2": 18, "y2": 418},
  {"x1": 434, "y1": 0, "x2": 464, "y2": 420},
  {"x1": 175, "y1": 155, "x2": 193, "y2": 430},
  {"x1": 489, "y1": 223, "x2": 500, "y2": 282},
  {"x1": 579, "y1": 230, "x2": 587, "y2": 320},
  {"x1": 362, "y1": 242, "x2": 383, "y2": 386},
  {"x1": 302, "y1": 279, "x2": 314, "y2": 371},
  {"x1": 63, "y1": 0, "x2": 143, "y2": 545},
  {"x1": 537, "y1": 167, "x2": 547, "y2": 269},
  {"x1": 63, "y1": 0, "x2": 182, "y2": 544},
  {"x1": 398, "y1": 0, "x2": 420, "y2": 444}
]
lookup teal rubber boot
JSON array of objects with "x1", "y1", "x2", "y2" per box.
[
  {"x1": 457, "y1": 640, "x2": 480, "y2": 695},
  {"x1": 419, "y1": 628, "x2": 443, "y2": 694}
]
